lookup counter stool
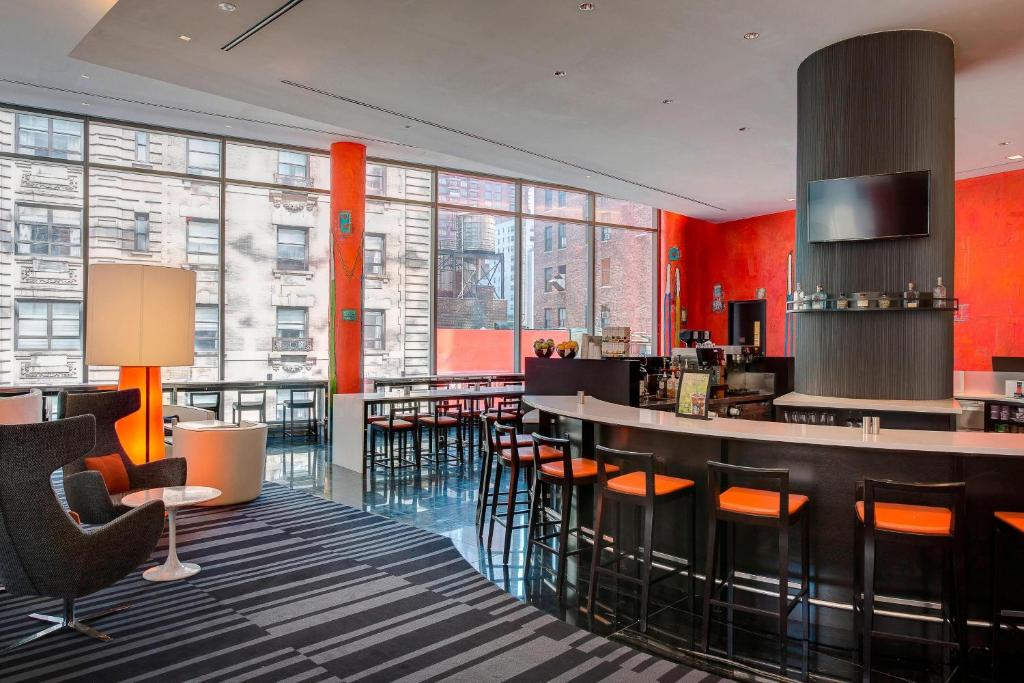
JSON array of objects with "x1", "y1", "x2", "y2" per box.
[
  {"x1": 487, "y1": 423, "x2": 561, "y2": 564},
  {"x1": 991, "y1": 511, "x2": 1024, "y2": 673},
  {"x1": 189, "y1": 391, "x2": 221, "y2": 419},
  {"x1": 485, "y1": 396, "x2": 524, "y2": 433},
  {"x1": 587, "y1": 445, "x2": 696, "y2": 633},
  {"x1": 854, "y1": 478, "x2": 966, "y2": 683},
  {"x1": 525, "y1": 433, "x2": 620, "y2": 603},
  {"x1": 701, "y1": 461, "x2": 810, "y2": 677},
  {"x1": 459, "y1": 383, "x2": 489, "y2": 458},
  {"x1": 368, "y1": 400, "x2": 420, "y2": 472},
  {"x1": 281, "y1": 389, "x2": 318, "y2": 440},
  {"x1": 476, "y1": 414, "x2": 532, "y2": 532},
  {"x1": 232, "y1": 390, "x2": 266, "y2": 425},
  {"x1": 418, "y1": 399, "x2": 464, "y2": 467}
]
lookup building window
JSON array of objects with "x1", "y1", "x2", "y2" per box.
[
  {"x1": 15, "y1": 113, "x2": 83, "y2": 160},
  {"x1": 276, "y1": 226, "x2": 308, "y2": 271},
  {"x1": 558, "y1": 191, "x2": 567, "y2": 208},
  {"x1": 543, "y1": 308, "x2": 553, "y2": 329},
  {"x1": 186, "y1": 218, "x2": 219, "y2": 256},
  {"x1": 195, "y1": 304, "x2": 219, "y2": 353},
  {"x1": 135, "y1": 131, "x2": 149, "y2": 163},
  {"x1": 14, "y1": 300, "x2": 81, "y2": 351},
  {"x1": 543, "y1": 266, "x2": 553, "y2": 292},
  {"x1": 544, "y1": 265, "x2": 566, "y2": 292},
  {"x1": 599, "y1": 226, "x2": 612, "y2": 241},
  {"x1": 364, "y1": 233, "x2": 385, "y2": 278},
  {"x1": 186, "y1": 138, "x2": 220, "y2": 176},
  {"x1": 557, "y1": 223, "x2": 567, "y2": 249},
  {"x1": 557, "y1": 307, "x2": 567, "y2": 328},
  {"x1": 544, "y1": 225, "x2": 553, "y2": 252},
  {"x1": 600, "y1": 257, "x2": 611, "y2": 286},
  {"x1": 543, "y1": 189, "x2": 553, "y2": 208},
  {"x1": 133, "y1": 212, "x2": 150, "y2": 251},
  {"x1": 15, "y1": 205, "x2": 82, "y2": 257},
  {"x1": 600, "y1": 304, "x2": 611, "y2": 328},
  {"x1": 277, "y1": 150, "x2": 309, "y2": 185},
  {"x1": 276, "y1": 307, "x2": 308, "y2": 339},
  {"x1": 366, "y1": 164, "x2": 386, "y2": 195},
  {"x1": 364, "y1": 309, "x2": 385, "y2": 351}
]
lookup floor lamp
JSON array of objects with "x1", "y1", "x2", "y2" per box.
[{"x1": 86, "y1": 264, "x2": 196, "y2": 464}]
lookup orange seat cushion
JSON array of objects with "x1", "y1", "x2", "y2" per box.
[
  {"x1": 541, "y1": 458, "x2": 621, "y2": 480},
  {"x1": 501, "y1": 444, "x2": 562, "y2": 463},
  {"x1": 366, "y1": 415, "x2": 388, "y2": 423},
  {"x1": 419, "y1": 415, "x2": 459, "y2": 427},
  {"x1": 996, "y1": 511, "x2": 1024, "y2": 535},
  {"x1": 372, "y1": 419, "x2": 415, "y2": 431},
  {"x1": 855, "y1": 501, "x2": 952, "y2": 536},
  {"x1": 606, "y1": 471, "x2": 694, "y2": 497},
  {"x1": 486, "y1": 411, "x2": 521, "y2": 421},
  {"x1": 83, "y1": 453, "x2": 130, "y2": 495},
  {"x1": 498, "y1": 434, "x2": 533, "y2": 448},
  {"x1": 719, "y1": 486, "x2": 808, "y2": 517}
]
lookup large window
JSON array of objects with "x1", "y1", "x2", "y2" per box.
[
  {"x1": 16, "y1": 205, "x2": 82, "y2": 257},
  {"x1": 15, "y1": 300, "x2": 81, "y2": 351},
  {"x1": 364, "y1": 233, "x2": 385, "y2": 280},
  {"x1": 195, "y1": 304, "x2": 219, "y2": 353},
  {"x1": 277, "y1": 151, "x2": 309, "y2": 186},
  {"x1": 364, "y1": 310, "x2": 385, "y2": 351},
  {"x1": 186, "y1": 218, "x2": 219, "y2": 257},
  {"x1": 276, "y1": 307, "x2": 308, "y2": 338},
  {"x1": 276, "y1": 226, "x2": 308, "y2": 271},
  {"x1": 595, "y1": 226, "x2": 655, "y2": 353},
  {"x1": 16, "y1": 114, "x2": 83, "y2": 160},
  {"x1": 186, "y1": 138, "x2": 220, "y2": 176}
]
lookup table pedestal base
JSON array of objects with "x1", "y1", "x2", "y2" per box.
[{"x1": 143, "y1": 508, "x2": 201, "y2": 582}]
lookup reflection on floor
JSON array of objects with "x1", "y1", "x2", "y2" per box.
[{"x1": 264, "y1": 437, "x2": 1011, "y2": 682}]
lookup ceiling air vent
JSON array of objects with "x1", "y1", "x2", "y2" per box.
[{"x1": 221, "y1": 0, "x2": 307, "y2": 52}]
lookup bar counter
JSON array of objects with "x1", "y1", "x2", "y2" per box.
[{"x1": 525, "y1": 394, "x2": 1024, "y2": 653}]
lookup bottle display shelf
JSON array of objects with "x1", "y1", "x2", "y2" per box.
[{"x1": 785, "y1": 297, "x2": 958, "y2": 313}]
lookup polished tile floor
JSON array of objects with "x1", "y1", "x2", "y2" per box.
[{"x1": 263, "y1": 436, "x2": 1007, "y2": 682}]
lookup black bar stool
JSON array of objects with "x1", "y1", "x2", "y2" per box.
[
  {"x1": 188, "y1": 391, "x2": 221, "y2": 419},
  {"x1": 418, "y1": 399, "x2": 464, "y2": 467},
  {"x1": 476, "y1": 413, "x2": 532, "y2": 533},
  {"x1": 525, "y1": 433, "x2": 620, "y2": 603},
  {"x1": 701, "y1": 461, "x2": 810, "y2": 677},
  {"x1": 854, "y1": 478, "x2": 966, "y2": 683},
  {"x1": 368, "y1": 400, "x2": 420, "y2": 472},
  {"x1": 587, "y1": 445, "x2": 696, "y2": 633},
  {"x1": 485, "y1": 396, "x2": 524, "y2": 434},
  {"x1": 281, "y1": 389, "x2": 318, "y2": 440},
  {"x1": 232, "y1": 390, "x2": 266, "y2": 424},
  {"x1": 487, "y1": 422, "x2": 560, "y2": 564},
  {"x1": 992, "y1": 510, "x2": 1024, "y2": 674}
]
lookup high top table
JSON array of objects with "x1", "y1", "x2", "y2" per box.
[{"x1": 333, "y1": 385, "x2": 524, "y2": 473}]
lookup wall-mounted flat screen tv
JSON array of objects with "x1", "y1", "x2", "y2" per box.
[{"x1": 807, "y1": 170, "x2": 930, "y2": 243}]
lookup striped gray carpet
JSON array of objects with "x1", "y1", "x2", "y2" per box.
[{"x1": 0, "y1": 483, "x2": 725, "y2": 682}]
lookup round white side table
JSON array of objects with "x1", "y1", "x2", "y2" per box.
[{"x1": 122, "y1": 485, "x2": 221, "y2": 582}]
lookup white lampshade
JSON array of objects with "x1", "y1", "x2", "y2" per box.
[{"x1": 86, "y1": 264, "x2": 197, "y2": 367}]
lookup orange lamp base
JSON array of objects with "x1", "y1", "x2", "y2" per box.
[{"x1": 115, "y1": 366, "x2": 165, "y2": 464}]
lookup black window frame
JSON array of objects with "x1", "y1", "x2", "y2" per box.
[
  {"x1": 14, "y1": 299, "x2": 82, "y2": 352},
  {"x1": 15, "y1": 203, "x2": 83, "y2": 258},
  {"x1": 275, "y1": 225, "x2": 309, "y2": 271}
]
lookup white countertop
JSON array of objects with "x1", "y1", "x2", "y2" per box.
[
  {"x1": 773, "y1": 392, "x2": 962, "y2": 415},
  {"x1": 954, "y1": 392, "x2": 1024, "y2": 405},
  {"x1": 524, "y1": 394, "x2": 1024, "y2": 457}
]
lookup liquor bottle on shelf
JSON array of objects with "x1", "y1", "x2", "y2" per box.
[
  {"x1": 879, "y1": 292, "x2": 892, "y2": 309},
  {"x1": 904, "y1": 282, "x2": 920, "y2": 308},
  {"x1": 856, "y1": 292, "x2": 870, "y2": 308},
  {"x1": 933, "y1": 277, "x2": 947, "y2": 307},
  {"x1": 793, "y1": 283, "x2": 805, "y2": 310},
  {"x1": 837, "y1": 293, "x2": 849, "y2": 309},
  {"x1": 811, "y1": 285, "x2": 828, "y2": 310}
]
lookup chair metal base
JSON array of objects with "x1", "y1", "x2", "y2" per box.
[{"x1": 3, "y1": 598, "x2": 131, "y2": 651}]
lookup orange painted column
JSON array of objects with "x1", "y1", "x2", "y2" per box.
[
  {"x1": 329, "y1": 142, "x2": 366, "y2": 395},
  {"x1": 658, "y1": 211, "x2": 688, "y2": 354}
]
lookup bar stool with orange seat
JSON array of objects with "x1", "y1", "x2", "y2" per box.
[
  {"x1": 475, "y1": 413, "x2": 533, "y2": 532},
  {"x1": 524, "y1": 433, "x2": 620, "y2": 603},
  {"x1": 586, "y1": 445, "x2": 697, "y2": 633},
  {"x1": 991, "y1": 510, "x2": 1024, "y2": 672},
  {"x1": 417, "y1": 399, "x2": 464, "y2": 468},
  {"x1": 487, "y1": 422, "x2": 561, "y2": 564},
  {"x1": 367, "y1": 400, "x2": 421, "y2": 472},
  {"x1": 701, "y1": 461, "x2": 811, "y2": 677},
  {"x1": 854, "y1": 478, "x2": 966, "y2": 683}
]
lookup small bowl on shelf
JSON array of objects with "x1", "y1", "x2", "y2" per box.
[
  {"x1": 534, "y1": 346, "x2": 553, "y2": 358},
  {"x1": 556, "y1": 348, "x2": 577, "y2": 359}
]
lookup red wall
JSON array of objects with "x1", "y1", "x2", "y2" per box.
[{"x1": 665, "y1": 168, "x2": 1024, "y2": 370}]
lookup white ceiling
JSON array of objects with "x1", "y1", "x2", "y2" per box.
[{"x1": 3, "y1": 0, "x2": 1024, "y2": 221}]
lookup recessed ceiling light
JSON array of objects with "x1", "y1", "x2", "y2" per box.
[
  {"x1": 785, "y1": 197, "x2": 796, "y2": 202},
  {"x1": 80, "y1": 74, "x2": 90, "y2": 79},
  {"x1": 553, "y1": 70, "x2": 566, "y2": 77},
  {"x1": 218, "y1": 2, "x2": 237, "y2": 11},
  {"x1": 224, "y1": 124, "x2": 232, "y2": 128},
  {"x1": 1009, "y1": 154, "x2": 1024, "y2": 160},
  {"x1": 179, "y1": 34, "x2": 192, "y2": 42},
  {"x1": 738, "y1": 126, "x2": 749, "y2": 132},
  {"x1": 81, "y1": 102, "x2": 90, "y2": 107},
  {"x1": 744, "y1": 32, "x2": 760, "y2": 40},
  {"x1": 998, "y1": 141, "x2": 1011, "y2": 146},
  {"x1": 662, "y1": 98, "x2": 674, "y2": 104},
  {"x1": 578, "y1": 2, "x2": 595, "y2": 10},
  {"x1": 585, "y1": 174, "x2": 592, "y2": 178}
]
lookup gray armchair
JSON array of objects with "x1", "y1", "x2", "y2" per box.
[
  {"x1": 60, "y1": 389, "x2": 187, "y2": 524},
  {"x1": 0, "y1": 416, "x2": 166, "y2": 650}
]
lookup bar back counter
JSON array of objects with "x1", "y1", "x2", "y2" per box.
[{"x1": 526, "y1": 394, "x2": 1024, "y2": 656}]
